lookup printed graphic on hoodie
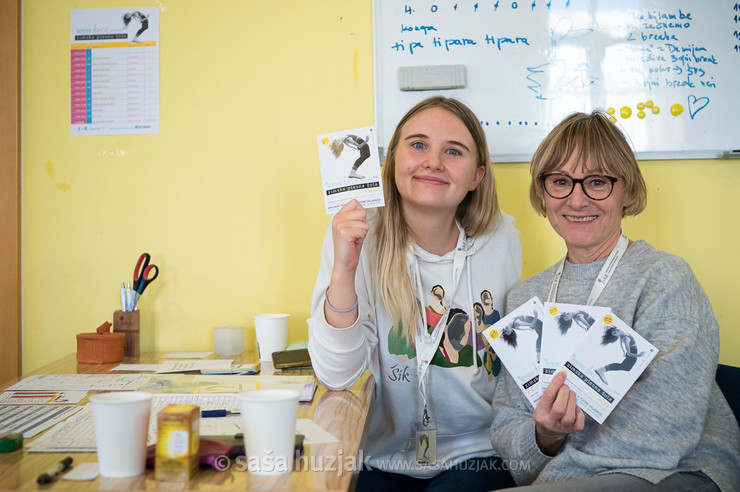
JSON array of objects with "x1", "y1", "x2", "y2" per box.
[{"x1": 387, "y1": 286, "x2": 502, "y2": 377}]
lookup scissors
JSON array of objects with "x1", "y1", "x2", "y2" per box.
[{"x1": 133, "y1": 252, "x2": 159, "y2": 294}]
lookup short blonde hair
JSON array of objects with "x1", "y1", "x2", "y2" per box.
[{"x1": 529, "y1": 111, "x2": 647, "y2": 217}]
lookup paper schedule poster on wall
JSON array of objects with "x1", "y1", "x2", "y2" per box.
[
  {"x1": 316, "y1": 126, "x2": 384, "y2": 215},
  {"x1": 70, "y1": 8, "x2": 159, "y2": 136}
]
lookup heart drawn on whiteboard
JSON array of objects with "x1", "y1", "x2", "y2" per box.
[{"x1": 688, "y1": 95, "x2": 710, "y2": 119}]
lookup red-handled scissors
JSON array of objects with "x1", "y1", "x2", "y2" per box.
[{"x1": 133, "y1": 252, "x2": 159, "y2": 295}]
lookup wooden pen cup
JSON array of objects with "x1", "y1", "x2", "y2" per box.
[{"x1": 113, "y1": 310, "x2": 140, "y2": 357}]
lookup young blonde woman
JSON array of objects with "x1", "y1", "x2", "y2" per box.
[{"x1": 308, "y1": 97, "x2": 522, "y2": 491}]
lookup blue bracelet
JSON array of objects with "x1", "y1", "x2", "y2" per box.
[{"x1": 325, "y1": 287, "x2": 358, "y2": 313}]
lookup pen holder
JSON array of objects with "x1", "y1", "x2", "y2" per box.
[{"x1": 113, "y1": 310, "x2": 140, "y2": 357}]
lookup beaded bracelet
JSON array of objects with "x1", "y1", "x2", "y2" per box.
[{"x1": 325, "y1": 287, "x2": 358, "y2": 313}]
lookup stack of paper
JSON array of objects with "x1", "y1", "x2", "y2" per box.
[{"x1": 5, "y1": 374, "x2": 149, "y2": 392}]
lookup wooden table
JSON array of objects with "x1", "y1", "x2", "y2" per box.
[{"x1": 0, "y1": 352, "x2": 375, "y2": 491}]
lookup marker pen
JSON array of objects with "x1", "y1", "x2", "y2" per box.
[{"x1": 36, "y1": 456, "x2": 73, "y2": 484}]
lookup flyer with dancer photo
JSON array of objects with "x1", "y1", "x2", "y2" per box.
[
  {"x1": 316, "y1": 125, "x2": 384, "y2": 215},
  {"x1": 483, "y1": 296, "x2": 545, "y2": 408},
  {"x1": 540, "y1": 303, "x2": 612, "y2": 388},
  {"x1": 556, "y1": 313, "x2": 658, "y2": 424}
]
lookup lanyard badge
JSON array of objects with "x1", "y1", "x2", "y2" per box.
[
  {"x1": 410, "y1": 224, "x2": 468, "y2": 466},
  {"x1": 415, "y1": 410, "x2": 437, "y2": 465}
]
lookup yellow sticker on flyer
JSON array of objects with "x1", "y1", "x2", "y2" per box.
[
  {"x1": 548, "y1": 306, "x2": 559, "y2": 315},
  {"x1": 321, "y1": 137, "x2": 330, "y2": 145},
  {"x1": 488, "y1": 329, "x2": 499, "y2": 339},
  {"x1": 603, "y1": 314, "x2": 613, "y2": 325}
]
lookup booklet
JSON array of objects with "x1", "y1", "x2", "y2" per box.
[
  {"x1": 316, "y1": 125, "x2": 384, "y2": 215},
  {"x1": 483, "y1": 296, "x2": 545, "y2": 408},
  {"x1": 540, "y1": 303, "x2": 612, "y2": 388},
  {"x1": 556, "y1": 312, "x2": 658, "y2": 424}
]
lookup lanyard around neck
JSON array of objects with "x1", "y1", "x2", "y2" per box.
[
  {"x1": 547, "y1": 230, "x2": 629, "y2": 306},
  {"x1": 410, "y1": 222, "x2": 469, "y2": 414}
]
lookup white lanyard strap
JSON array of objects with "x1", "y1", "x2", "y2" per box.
[
  {"x1": 547, "y1": 230, "x2": 629, "y2": 306},
  {"x1": 412, "y1": 223, "x2": 468, "y2": 415}
]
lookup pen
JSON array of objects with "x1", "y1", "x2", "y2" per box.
[
  {"x1": 201, "y1": 409, "x2": 241, "y2": 418},
  {"x1": 36, "y1": 456, "x2": 73, "y2": 484},
  {"x1": 120, "y1": 282, "x2": 127, "y2": 311},
  {"x1": 126, "y1": 282, "x2": 134, "y2": 311}
]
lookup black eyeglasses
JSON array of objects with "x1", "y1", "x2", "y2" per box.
[{"x1": 539, "y1": 173, "x2": 623, "y2": 200}]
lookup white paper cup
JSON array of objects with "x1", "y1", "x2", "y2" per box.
[
  {"x1": 90, "y1": 391, "x2": 152, "y2": 478},
  {"x1": 213, "y1": 325, "x2": 245, "y2": 356},
  {"x1": 239, "y1": 389, "x2": 300, "y2": 474},
  {"x1": 253, "y1": 314, "x2": 289, "y2": 361}
]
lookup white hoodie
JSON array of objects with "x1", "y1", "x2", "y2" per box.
[{"x1": 308, "y1": 212, "x2": 522, "y2": 478}]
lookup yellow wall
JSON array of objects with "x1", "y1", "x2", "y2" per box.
[{"x1": 22, "y1": 0, "x2": 739, "y2": 372}]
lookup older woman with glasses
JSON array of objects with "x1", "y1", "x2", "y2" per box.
[{"x1": 490, "y1": 111, "x2": 740, "y2": 491}]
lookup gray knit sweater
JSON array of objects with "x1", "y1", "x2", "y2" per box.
[{"x1": 490, "y1": 240, "x2": 740, "y2": 490}]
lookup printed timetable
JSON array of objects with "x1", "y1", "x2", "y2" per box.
[{"x1": 70, "y1": 8, "x2": 159, "y2": 136}]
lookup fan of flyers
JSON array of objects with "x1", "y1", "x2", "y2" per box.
[{"x1": 482, "y1": 296, "x2": 658, "y2": 424}]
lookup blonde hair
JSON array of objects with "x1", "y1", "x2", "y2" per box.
[
  {"x1": 530, "y1": 111, "x2": 647, "y2": 217},
  {"x1": 372, "y1": 96, "x2": 500, "y2": 341},
  {"x1": 329, "y1": 139, "x2": 344, "y2": 158}
]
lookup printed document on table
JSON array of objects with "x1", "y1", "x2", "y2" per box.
[
  {"x1": 196, "y1": 418, "x2": 337, "y2": 444},
  {"x1": 26, "y1": 412, "x2": 97, "y2": 452},
  {"x1": 111, "y1": 363, "x2": 162, "y2": 372},
  {"x1": 0, "y1": 391, "x2": 87, "y2": 405},
  {"x1": 296, "y1": 419, "x2": 339, "y2": 445},
  {"x1": 160, "y1": 352, "x2": 214, "y2": 359},
  {"x1": 5, "y1": 374, "x2": 149, "y2": 392},
  {"x1": 156, "y1": 360, "x2": 233, "y2": 374},
  {"x1": 27, "y1": 401, "x2": 334, "y2": 453},
  {"x1": 317, "y1": 125, "x2": 384, "y2": 215},
  {"x1": 0, "y1": 405, "x2": 83, "y2": 438},
  {"x1": 483, "y1": 296, "x2": 545, "y2": 408},
  {"x1": 540, "y1": 303, "x2": 612, "y2": 388},
  {"x1": 28, "y1": 394, "x2": 246, "y2": 452},
  {"x1": 201, "y1": 363, "x2": 260, "y2": 375},
  {"x1": 558, "y1": 313, "x2": 658, "y2": 424},
  {"x1": 146, "y1": 393, "x2": 243, "y2": 444},
  {"x1": 141, "y1": 374, "x2": 317, "y2": 402}
]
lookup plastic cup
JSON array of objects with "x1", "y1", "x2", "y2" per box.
[
  {"x1": 90, "y1": 391, "x2": 152, "y2": 478},
  {"x1": 239, "y1": 389, "x2": 300, "y2": 474},
  {"x1": 213, "y1": 325, "x2": 245, "y2": 356},
  {"x1": 253, "y1": 314, "x2": 289, "y2": 361}
]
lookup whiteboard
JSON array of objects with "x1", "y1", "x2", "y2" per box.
[{"x1": 373, "y1": 0, "x2": 740, "y2": 161}]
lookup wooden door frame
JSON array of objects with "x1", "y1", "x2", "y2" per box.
[{"x1": 0, "y1": 0, "x2": 22, "y2": 384}]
